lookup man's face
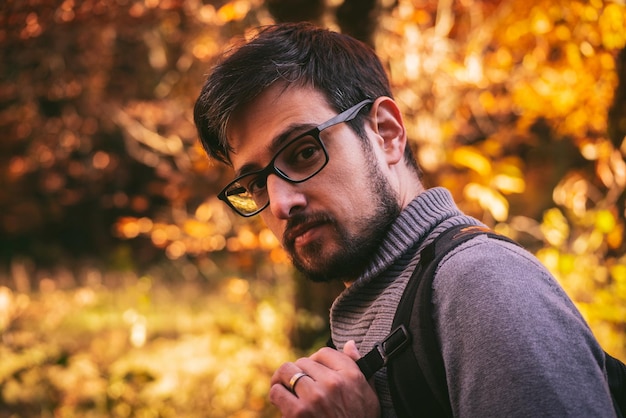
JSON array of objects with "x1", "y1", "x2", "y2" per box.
[{"x1": 226, "y1": 84, "x2": 400, "y2": 282}]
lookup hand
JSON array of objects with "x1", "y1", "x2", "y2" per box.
[{"x1": 269, "y1": 341, "x2": 380, "y2": 418}]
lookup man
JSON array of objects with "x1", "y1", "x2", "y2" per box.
[{"x1": 194, "y1": 22, "x2": 616, "y2": 417}]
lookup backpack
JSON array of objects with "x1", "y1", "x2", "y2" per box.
[{"x1": 353, "y1": 224, "x2": 626, "y2": 418}]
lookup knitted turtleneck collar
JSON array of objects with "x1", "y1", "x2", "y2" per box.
[{"x1": 351, "y1": 187, "x2": 466, "y2": 288}]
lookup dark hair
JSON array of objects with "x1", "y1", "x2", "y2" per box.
[{"x1": 194, "y1": 22, "x2": 419, "y2": 174}]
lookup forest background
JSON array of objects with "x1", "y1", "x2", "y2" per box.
[{"x1": 1, "y1": 0, "x2": 625, "y2": 417}]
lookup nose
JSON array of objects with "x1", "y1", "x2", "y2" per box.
[{"x1": 265, "y1": 174, "x2": 307, "y2": 219}]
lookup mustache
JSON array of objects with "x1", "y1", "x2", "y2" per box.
[{"x1": 283, "y1": 212, "x2": 336, "y2": 247}]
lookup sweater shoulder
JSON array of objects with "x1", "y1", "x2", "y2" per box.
[{"x1": 430, "y1": 235, "x2": 614, "y2": 417}]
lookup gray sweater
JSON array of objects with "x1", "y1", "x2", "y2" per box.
[{"x1": 330, "y1": 187, "x2": 616, "y2": 417}]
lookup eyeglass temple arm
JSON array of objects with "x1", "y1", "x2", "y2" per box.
[{"x1": 318, "y1": 99, "x2": 373, "y2": 131}]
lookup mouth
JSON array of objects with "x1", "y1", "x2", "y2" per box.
[{"x1": 283, "y1": 215, "x2": 332, "y2": 250}]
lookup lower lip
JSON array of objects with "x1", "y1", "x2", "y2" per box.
[{"x1": 293, "y1": 225, "x2": 324, "y2": 248}]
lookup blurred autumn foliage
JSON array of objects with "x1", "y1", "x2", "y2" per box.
[{"x1": 0, "y1": 0, "x2": 625, "y2": 416}]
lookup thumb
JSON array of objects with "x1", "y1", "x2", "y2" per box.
[{"x1": 343, "y1": 340, "x2": 361, "y2": 361}]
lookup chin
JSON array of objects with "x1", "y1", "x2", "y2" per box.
[
  {"x1": 292, "y1": 253, "x2": 357, "y2": 284},
  {"x1": 291, "y1": 250, "x2": 337, "y2": 283}
]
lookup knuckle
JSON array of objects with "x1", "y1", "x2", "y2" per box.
[
  {"x1": 293, "y1": 357, "x2": 309, "y2": 368},
  {"x1": 268, "y1": 385, "x2": 279, "y2": 403},
  {"x1": 311, "y1": 346, "x2": 334, "y2": 359},
  {"x1": 290, "y1": 402, "x2": 316, "y2": 418},
  {"x1": 305, "y1": 387, "x2": 326, "y2": 406},
  {"x1": 324, "y1": 373, "x2": 344, "y2": 391},
  {"x1": 345, "y1": 366, "x2": 365, "y2": 383}
]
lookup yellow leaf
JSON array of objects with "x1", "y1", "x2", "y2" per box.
[
  {"x1": 183, "y1": 219, "x2": 213, "y2": 239},
  {"x1": 607, "y1": 224, "x2": 624, "y2": 249},
  {"x1": 595, "y1": 209, "x2": 615, "y2": 234},
  {"x1": 599, "y1": 4, "x2": 626, "y2": 50},
  {"x1": 611, "y1": 264, "x2": 626, "y2": 283},
  {"x1": 237, "y1": 227, "x2": 258, "y2": 250},
  {"x1": 493, "y1": 174, "x2": 526, "y2": 194},
  {"x1": 531, "y1": 9, "x2": 552, "y2": 35},
  {"x1": 464, "y1": 183, "x2": 509, "y2": 221},
  {"x1": 452, "y1": 147, "x2": 492, "y2": 176},
  {"x1": 478, "y1": 91, "x2": 496, "y2": 112},
  {"x1": 537, "y1": 247, "x2": 560, "y2": 274},
  {"x1": 541, "y1": 208, "x2": 570, "y2": 247},
  {"x1": 558, "y1": 253, "x2": 576, "y2": 275},
  {"x1": 217, "y1": 1, "x2": 251, "y2": 23}
]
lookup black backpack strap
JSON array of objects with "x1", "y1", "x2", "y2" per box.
[
  {"x1": 606, "y1": 352, "x2": 626, "y2": 418},
  {"x1": 356, "y1": 325, "x2": 411, "y2": 380},
  {"x1": 391, "y1": 224, "x2": 507, "y2": 418}
]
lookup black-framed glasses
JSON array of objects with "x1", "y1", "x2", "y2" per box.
[{"x1": 218, "y1": 98, "x2": 373, "y2": 217}]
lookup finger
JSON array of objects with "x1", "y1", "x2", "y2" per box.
[
  {"x1": 271, "y1": 362, "x2": 306, "y2": 388},
  {"x1": 303, "y1": 349, "x2": 368, "y2": 389},
  {"x1": 288, "y1": 371, "x2": 313, "y2": 395},
  {"x1": 294, "y1": 355, "x2": 361, "y2": 391},
  {"x1": 293, "y1": 356, "x2": 328, "y2": 383},
  {"x1": 309, "y1": 346, "x2": 361, "y2": 371},
  {"x1": 271, "y1": 361, "x2": 316, "y2": 395},
  {"x1": 343, "y1": 340, "x2": 361, "y2": 361},
  {"x1": 269, "y1": 382, "x2": 299, "y2": 411}
]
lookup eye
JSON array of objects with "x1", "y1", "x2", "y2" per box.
[
  {"x1": 298, "y1": 144, "x2": 318, "y2": 161},
  {"x1": 282, "y1": 136, "x2": 323, "y2": 168},
  {"x1": 246, "y1": 175, "x2": 267, "y2": 196}
]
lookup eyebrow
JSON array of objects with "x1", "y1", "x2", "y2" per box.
[{"x1": 234, "y1": 122, "x2": 317, "y2": 178}]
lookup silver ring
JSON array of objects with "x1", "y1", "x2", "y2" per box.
[{"x1": 288, "y1": 371, "x2": 309, "y2": 393}]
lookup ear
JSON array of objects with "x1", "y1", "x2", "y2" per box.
[{"x1": 368, "y1": 97, "x2": 407, "y2": 166}]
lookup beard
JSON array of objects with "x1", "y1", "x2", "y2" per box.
[{"x1": 283, "y1": 161, "x2": 401, "y2": 283}]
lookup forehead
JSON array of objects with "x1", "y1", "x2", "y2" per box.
[{"x1": 226, "y1": 84, "x2": 335, "y2": 170}]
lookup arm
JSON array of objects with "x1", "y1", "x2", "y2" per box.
[
  {"x1": 269, "y1": 341, "x2": 381, "y2": 418},
  {"x1": 433, "y1": 236, "x2": 616, "y2": 417}
]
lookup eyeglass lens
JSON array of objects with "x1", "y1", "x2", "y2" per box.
[{"x1": 223, "y1": 133, "x2": 327, "y2": 215}]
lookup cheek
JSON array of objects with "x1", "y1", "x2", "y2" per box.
[{"x1": 318, "y1": 167, "x2": 371, "y2": 209}]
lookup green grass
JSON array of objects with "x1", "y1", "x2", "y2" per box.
[{"x1": 0, "y1": 265, "x2": 300, "y2": 418}]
